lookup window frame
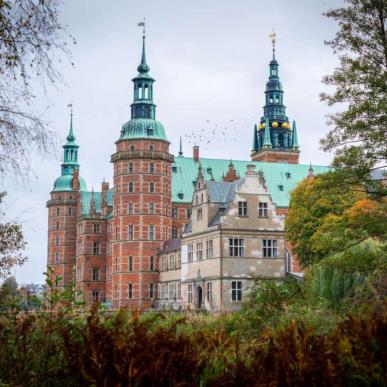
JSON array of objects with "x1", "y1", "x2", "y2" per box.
[
  {"x1": 228, "y1": 238, "x2": 244, "y2": 257},
  {"x1": 231, "y1": 281, "x2": 242, "y2": 302}
]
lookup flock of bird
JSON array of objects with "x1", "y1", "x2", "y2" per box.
[{"x1": 183, "y1": 116, "x2": 257, "y2": 151}]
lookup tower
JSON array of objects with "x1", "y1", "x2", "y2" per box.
[
  {"x1": 46, "y1": 110, "x2": 87, "y2": 288},
  {"x1": 110, "y1": 29, "x2": 174, "y2": 308},
  {"x1": 251, "y1": 31, "x2": 300, "y2": 164}
]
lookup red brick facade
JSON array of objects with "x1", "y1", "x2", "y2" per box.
[
  {"x1": 251, "y1": 149, "x2": 300, "y2": 164},
  {"x1": 110, "y1": 138, "x2": 174, "y2": 308}
]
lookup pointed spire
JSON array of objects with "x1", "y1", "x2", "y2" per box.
[
  {"x1": 291, "y1": 120, "x2": 299, "y2": 149},
  {"x1": 252, "y1": 124, "x2": 259, "y2": 151},
  {"x1": 66, "y1": 104, "x2": 76, "y2": 144},
  {"x1": 263, "y1": 118, "x2": 272, "y2": 148},
  {"x1": 197, "y1": 162, "x2": 204, "y2": 180},
  {"x1": 137, "y1": 30, "x2": 150, "y2": 73},
  {"x1": 178, "y1": 136, "x2": 184, "y2": 157}
]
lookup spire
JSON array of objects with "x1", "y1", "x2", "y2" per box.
[
  {"x1": 252, "y1": 124, "x2": 259, "y2": 151},
  {"x1": 178, "y1": 136, "x2": 184, "y2": 157},
  {"x1": 137, "y1": 35, "x2": 150, "y2": 74},
  {"x1": 61, "y1": 105, "x2": 79, "y2": 176},
  {"x1": 291, "y1": 120, "x2": 299, "y2": 149},
  {"x1": 66, "y1": 104, "x2": 76, "y2": 144},
  {"x1": 263, "y1": 118, "x2": 272, "y2": 148}
]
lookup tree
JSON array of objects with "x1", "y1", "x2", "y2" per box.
[
  {"x1": 320, "y1": 0, "x2": 387, "y2": 178},
  {"x1": 285, "y1": 172, "x2": 386, "y2": 267},
  {"x1": 0, "y1": 0, "x2": 74, "y2": 178},
  {"x1": 0, "y1": 192, "x2": 26, "y2": 277}
]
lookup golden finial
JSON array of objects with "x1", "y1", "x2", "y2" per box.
[{"x1": 269, "y1": 29, "x2": 277, "y2": 58}]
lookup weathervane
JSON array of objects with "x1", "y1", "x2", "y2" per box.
[
  {"x1": 67, "y1": 102, "x2": 73, "y2": 119},
  {"x1": 269, "y1": 29, "x2": 277, "y2": 59},
  {"x1": 138, "y1": 18, "x2": 146, "y2": 38}
]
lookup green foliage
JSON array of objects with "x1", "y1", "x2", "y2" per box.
[
  {"x1": 307, "y1": 241, "x2": 384, "y2": 306},
  {"x1": 320, "y1": 0, "x2": 387, "y2": 175}
]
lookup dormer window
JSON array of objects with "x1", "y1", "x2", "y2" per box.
[
  {"x1": 285, "y1": 172, "x2": 291, "y2": 179},
  {"x1": 147, "y1": 127, "x2": 154, "y2": 136},
  {"x1": 278, "y1": 184, "x2": 284, "y2": 191},
  {"x1": 178, "y1": 191, "x2": 184, "y2": 199}
]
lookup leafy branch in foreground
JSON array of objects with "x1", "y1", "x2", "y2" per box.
[{"x1": 320, "y1": 0, "x2": 387, "y2": 177}]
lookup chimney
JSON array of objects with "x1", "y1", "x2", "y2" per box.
[
  {"x1": 193, "y1": 145, "x2": 199, "y2": 162},
  {"x1": 72, "y1": 169, "x2": 79, "y2": 191},
  {"x1": 101, "y1": 180, "x2": 109, "y2": 215}
]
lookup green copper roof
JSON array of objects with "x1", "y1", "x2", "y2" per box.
[
  {"x1": 171, "y1": 157, "x2": 330, "y2": 207},
  {"x1": 53, "y1": 174, "x2": 87, "y2": 192},
  {"x1": 120, "y1": 118, "x2": 167, "y2": 141},
  {"x1": 81, "y1": 189, "x2": 113, "y2": 215},
  {"x1": 291, "y1": 120, "x2": 299, "y2": 149}
]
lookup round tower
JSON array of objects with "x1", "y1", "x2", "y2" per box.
[
  {"x1": 110, "y1": 32, "x2": 174, "y2": 308},
  {"x1": 46, "y1": 112, "x2": 87, "y2": 288}
]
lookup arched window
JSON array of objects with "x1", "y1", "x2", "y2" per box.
[
  {"x1": 278, "y1": 134, "x2": 284, "y2": 147},
  {"x1": 144, "y1": 84, "x2": 149, "y2": 99},
  {"x1": 149, "y1": 145, "x2": 154, "y2": 151},
  {"x1": 138, "y1": 85, "x2": 142, "y2": 99},
  {"x1": 130, "y1": 144, "x2": 135, "y2": 151}
]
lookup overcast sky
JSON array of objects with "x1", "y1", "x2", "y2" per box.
[{"x1": 4, "y1": 0, "x2": 343, "y2": 284}]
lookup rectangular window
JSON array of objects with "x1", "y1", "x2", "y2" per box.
[
  {"x1": 55, "y1": 253, "x2": 60, "y2": 264},
  {"x1": 128, "y1": 203, "x2": 134, "y2": 214},
  {"x1": 56, "y1": 222, "x2": 60, "y2": 230},
  {"x1": 56, "y1": 237, "x2": 59, "y2": 246},
  {"x1": 150, "y1": 256, "x2": 155, "y2": 271},
  {"x1": 263, "y1": 239, "x2": 278, "y2": 258},
  {"x1": 168, "y1": 255, "x2": 175, "y2": 270},
  {"x1": 161, "y1": 284, "x2": 168, "y2": 299},
  {"x1": 149, "y1": 202, "x2": 154, "y2": 214},
  {"x1": 68, "y1": 207, "x2": 72, "y2": 215},
  {"x1": 229, "y1": 238, "x2": 244, "y2": 257},
  {"x1": 259, "y1": 202, "x2": 268, "y2": 217},
  {"x1": 207, "y1": 282, "x2": 212, "y2": 303},
  {"x1": 92, "y1": 267, "x2": 99, "y2": 281},
  {"x1": 231, "y1": 281, "x2": 242, "y2": 302},
  {"x1": 238, "y1": 201, "x2": 247, "y2": 216},
  {"x1": 168, "y1": 282, "x2": 176, "y2": 300},
  {"x1": 197, "y1": 208, "x2": 202, "y2": 221},
  {"x1": 161, "y1": 256, "x2": 167, "y2": 271},
  {"x1": 128, "y1": 225, "x2": 134, "y2": 240},
  {"x1": 92, "y1": 290, "x2": 99, "y2": 303},
  {"x1": 149, "y1": 162, "x2": 155, "y2": 173},
  {"x1": 149, "y1": 182, "x2": 155, "y2": 193},
  {"x1": 128, "y1": 256, "x2": 133, "y2": 272},
  {"x1": 115, "y1": 227, "x2": 119, "y2": 241},
  {"x1": 93, "y1": 224, "x2": 100, "y2": 233},
  {"x1": 188, "y1": 284, "x2": 193, "y2": 303},
  {"x1": 128, "y1": 162, "x2": 133, "y2": 173},
  {"x1": 172, "y1": 228, "x2": 178, "y2": 239},
  {"x1": 196, "y1": 242, "x2": 203, "y2": 260},
  {"x1": 93, "y1": 241, "x2": 100, "y2": 255},
  {"x1": 186, "y1": 208, "x2": 192, "y2": 219},
  {"x1": 188, "y1": 244, "x2": 193, "y2": 262},
  {"x1": 206, "y1": 240, "x2": 213, "y2": 259},
  {"x1": 176, "y1": 253, "x2": 181, "y2": 268},
  {"x1": 172, "y1": 208, "x2": 178, "y2": 219},
  {"x1": 56, "y1": 207, "x2": 60, "y2": 215},
  {"x1": 129, "y1": 182, "x2": 134, "y2": 193},
  {"x1": 149, "y1": 283, "x2": 155, "y2": 299},
  {"x1": 149, "y1": 224, "x2": 154, "y2": 240},
  {"x1": 128, "y1": 283, "x2": 133, "y2": 299}
]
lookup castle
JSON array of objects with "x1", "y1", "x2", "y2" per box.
[{"x1": 46, "y1": 32, "x2": 329, "y2": 310}]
